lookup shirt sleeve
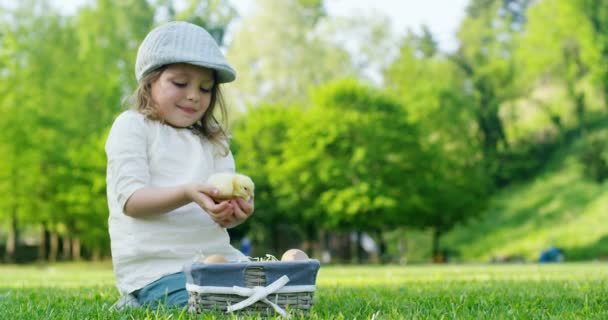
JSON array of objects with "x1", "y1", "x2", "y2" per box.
[
  {"x1": 213, "y1": 141, "x2": 236, "y2": 173},
  {"x1": 105, "y1": 111, "x2": 150, "y2": 212}
]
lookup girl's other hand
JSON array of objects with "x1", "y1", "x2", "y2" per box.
[
  {"x1": 206, "y1": 200, "x2": 235, "y2": 227},
  {"x1": 221, "y1": 197, "x2": 254, "y2": 228},
  {"x1": 185, "y1": 183, "x2": 234, "y2": 226}
]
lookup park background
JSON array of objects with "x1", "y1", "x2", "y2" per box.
[{"x1": 1, "y1": 0, "x2": 608, "y2": 267}]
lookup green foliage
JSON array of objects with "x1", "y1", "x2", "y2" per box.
[
  {"x1": 231, "y1": 105, "x2": 305, "y2": 251},
  {"x1": 232, "y1": 79, "x2": 478, "y2": 257},
  {"x1": 453, "y1": 0, "x2": 531, "y2": 166},
  {"x1": 384, "y1": 30, "x2": 492, "y2": 242},
  {"x1": 443, "y1": 124, "x2": 608, "y2": 261},
  {"x1": 578, "y1": 131, "x2": 608, "y2": 183},
  {"x1": 492, "y1": 137, "x2": 560, "y2": 186},
  {"x1": 516, "y1": 0, "x2": 599, "y2": 131},
  {"x1": 518, "y1": 0, "x2": 598, "y2": 82},
  {"x1": 575, "y1": 0, "x2": 608, "y2": 101},
  {"x1": 276, "y1": 79, "x2": 425, "y2": 231},
  {"x1": 0, "y1": 0, "x2": 236, "y2": 260},
  {"x1": 2, "y1": 0, "x2": 608, "y2": 263},
  {"x1": 0, "y1": 2, "x2": 82, "y2": 252}
]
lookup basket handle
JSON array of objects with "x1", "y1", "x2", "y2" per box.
[{"x1": 227, "y1": 275, "x2": 290, "y2": 315}]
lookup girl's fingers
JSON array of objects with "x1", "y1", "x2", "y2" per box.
[
  {"x1": 211, "y1": 201, "x2": 232, "y2": 212},
  {"x1": 207, "y1": 201, "x2": 233, "y2": 223},
  {"x1": 218, "y1": 204, "x2": 233, "y2": 217},
  {"x1": 197, "y1": 195, "x2": 216, "y2": 211},
  {"x1": 234, "y1": 197, "x2": 254, "y2": 215},
  {"x1": 195, "y1": 193, "x2": 228, "y2": 212},
  {"x1": 196, "y1": 183, "x2": 219, "y2": 197},
  {"x1": 196, "y1": 194, "x2": 255, "y2": 227},
  {"x1": 231, "y1": 199, "x2": 249, "y2": 220}
]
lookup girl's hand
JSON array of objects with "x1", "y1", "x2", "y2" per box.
[
  {"x1": 206, "y1": 200, "x2": 235, "y2": 226},
  {"x1": 185, "y1": 183, "x2": 234, "y2": 226},
  {"x1": 220, "y1": 197, "x2": 254, "y2": 228}
]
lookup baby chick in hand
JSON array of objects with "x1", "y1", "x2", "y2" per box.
[{"x1": 207, "y1": 172, "x2": 255, "y2": 201}]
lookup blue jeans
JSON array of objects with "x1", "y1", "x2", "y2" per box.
[{"x1": 133, "y1": 272, "x2": 188, "y2": 309}]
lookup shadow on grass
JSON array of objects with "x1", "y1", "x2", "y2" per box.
[{"x1": 565, "y1": 235, "x2": 608, "y2": 261}]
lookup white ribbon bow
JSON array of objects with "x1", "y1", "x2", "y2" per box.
[{"x1": 226, "y1": 275, "x2": 291, "y2": 316}]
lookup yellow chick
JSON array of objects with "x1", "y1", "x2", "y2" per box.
[{"x1": 207, "y1": 172, "x2": 255, "y2": 201}]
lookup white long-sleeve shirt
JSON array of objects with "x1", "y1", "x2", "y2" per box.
[{"x1": 105, "y1": 110, "x2": 245, "y2": 295}]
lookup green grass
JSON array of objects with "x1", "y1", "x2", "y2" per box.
[{"x1": 1, "y1": 262, "x2": 608, "y2": 319}]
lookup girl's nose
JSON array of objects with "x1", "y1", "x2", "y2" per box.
[{"x1": 187, "y1": 89, "x2": 199, "y2": 102}]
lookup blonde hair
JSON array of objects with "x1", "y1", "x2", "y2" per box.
[{"x1": 126, "y1": 66, "x2": 230, "y2": 155}]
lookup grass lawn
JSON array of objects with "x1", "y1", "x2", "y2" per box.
[{"x1": 1, "y1": 262, "x2": 607, "y2": 319}]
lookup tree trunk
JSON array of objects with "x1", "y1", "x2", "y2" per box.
[
  {"x1": 304, "y1": 223, "x2": 318, "y2": 258},
  {"x1": 4, "y1": 213, "x2": 18, "y2": 263},
  {"x1": 376, "y1": 230, "x2": 387, "y2": 264},
  {"x1": 451, "y1": 54, "x2": 508, "y2": 157},
  {"x1": 320, "y1": 229, "x2": 331, "y2": 263},
  {"x1": 477, "y1": 99, "x2": 509, "y2": 156},
  {"x1": 344, "y1": 233, "x2": 352, "y2": 263},
  {"x1": 5, "y1": 165, "x2": 19, "y2": 263},
  {"x1": 356, "y1": 231, "x2": 365, "y2": 264},
  {"x1": 62, "y1": 236, "x2": 72, "y2": 261},
  {"x1": 600, "y1": 43, "x2": 608, "y2": 110},
  {"x1": 91, "y1": 247, "x2": 100, "y2": 262},
  {"x1": 72, "y1": 237, "x2": 81, "y2": 261},
  {"x1": 575, "y1": 92, "x2": 586, "y2": 134},
  {"x1": 271, "y1": 224, "x2": 281, "y2": 256},
  {"x1": 398, "y1": 232, "x2": 407, "y2": 265},
  {"x1": 432, "y1": 228, "x2": 443, "y2": 263},
  {"x1": 603, "y1": 72, "x2": 608, "y2": 110},
  {"x1": 49, "y1": 230, "x2": 59, "y2": 262},
  {"x1": 38, "y1": 223, "x2": 48, "y2": 262}
]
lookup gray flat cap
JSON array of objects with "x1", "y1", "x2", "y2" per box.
[{"x1": 135, "y1": 21, "x2": 236, "y2": 83}]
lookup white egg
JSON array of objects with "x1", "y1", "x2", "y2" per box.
[
  {"x1": 202, "y1": 254, "x2": 228, "y2": 263},
  {"x1": 281, "y1": 249, "x2": 309, "y2": 261}
]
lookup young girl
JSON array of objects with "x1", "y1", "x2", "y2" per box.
[{"x1": 105, "y1": 21, "x2": 254, "y2": 309}]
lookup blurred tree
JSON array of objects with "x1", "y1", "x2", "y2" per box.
[
  {"x1": 271, "y1": 80, "x2": 428, "y2": 261},
  {"x1": 452, "y1": 0, "x2": 532, "y2": 185},
  {"x1": 65, "y1": 0, "x2": 154, "y2": 260},
  {"x1": 318, "y1": 12, "x2": 395, "y2": 85},
  {"x1": 0, "y1": 0, "x2": 61, "y2": 262},
  {"x1": 385, "y1": 29, "x2": 491, "y2": 260},
  {"x1": 231, "y1": 105, "x2": 304, "y2": 255},
  {"x1": 0, "y1": 0, "x2": 147, "y2": 261},
  {"x1": 226, "y1": 0, "x2": 355, "y2": 106},
  {"x1": 155, "y1": 0, "x2": 237, "y2": 45},
  {"x1": 517, "y1": 0, "x2": 599, "y2": 132},
  {"x1": 576, "y1": 0, "x2": 608, "y2": 109}
]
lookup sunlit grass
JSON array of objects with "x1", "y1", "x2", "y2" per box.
[
  {"x1": 1, "y1": 262, "x2": 607, "y2": 319},
  {"x1": 0, "y1": 262, "x2": 115, "y2": 288}
]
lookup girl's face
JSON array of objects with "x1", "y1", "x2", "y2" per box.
[{"x1": 150, "y1": 63, "x2": 215, "y2": 128}]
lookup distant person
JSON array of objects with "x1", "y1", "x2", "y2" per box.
[
  {"x1": 240, "y1": 236, "x2": 251, "y2": 256},
  {"x1": 105, "y1": 21, "x2": 254, "y2": 310},
  {"x1": 538, "y1": 247, "x2": 564, "y2": 263}
]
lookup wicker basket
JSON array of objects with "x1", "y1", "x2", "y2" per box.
[{"x1": 185, "y1": 259, "x2": 320, "y2": 316}]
